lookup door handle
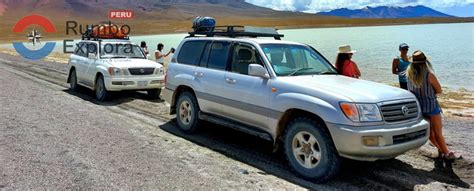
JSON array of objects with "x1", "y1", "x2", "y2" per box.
[
  {"x1": 194, "y1": 72, "x2": 204, "y2": 77},
  {"x1": 226, "y1": 78, "x2": 236, "y2": 84}
]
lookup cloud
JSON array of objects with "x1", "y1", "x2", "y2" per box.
[{"x1": 245, "y1": 0, "x2": 474, "y2": 13}]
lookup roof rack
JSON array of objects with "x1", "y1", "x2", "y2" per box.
[
  {"x1": 188, "y1": 25, "x2": 284, "y2": 40},
  {"x1": 81, "y1": 35, "x2": 130, "y2": 41}
]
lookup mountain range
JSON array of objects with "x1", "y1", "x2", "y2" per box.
[
  {"x1": 0, "y1": 0, "x2": 472, "y2": 42},
  {"x1": 0, "y1": 0, "x2": 279, "y2": 19},
  {"x1": 317, "y1": 5, "x2": 454, "y2": 18}
]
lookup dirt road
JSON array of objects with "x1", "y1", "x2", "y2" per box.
[{"x1": 0, "y1": 53, "x2": 472, "y2": 190}]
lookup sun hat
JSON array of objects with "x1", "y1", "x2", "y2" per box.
[
  {"x1": 399, "y1": 43, "x2": 409, "y2": 49},
  {"x1": 411, "y1": 50, "x2": 429, "y2": 64},
  {"x1": 337, "y1": 45, "x2": 356, "y2": 54}
]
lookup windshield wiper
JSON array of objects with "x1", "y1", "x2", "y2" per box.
[
  {"x1": 103, "y1": 56, "x2": 127, "y2": 59},
  {"x1": 128, "y1": 56, "x2": 145, "y2": 59},
  {"x1": 287, "y1": 67, "x2": 314, "y2": 76},
  {"x1": 319, "y1": 70, "x2": 338, "y2": 75}
]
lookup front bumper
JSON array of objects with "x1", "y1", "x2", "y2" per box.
[
  {"x1": 104, "y1": 75, "x2": 164, "y2": 91},
  {"x1": 326, "y1": 119, "x2": 429, "y2": 161}
]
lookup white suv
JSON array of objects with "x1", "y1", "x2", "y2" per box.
[{"x1": 67, "y1": 39, "x2": 165, "y2": 101}]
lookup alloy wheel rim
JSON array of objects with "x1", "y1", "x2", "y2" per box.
[
  {"x1": 292, "y1": 131, "x2": 322, "y2": 169},
  {"x1": 179, "y1": 100, "x2": 192, "y2": 126}
]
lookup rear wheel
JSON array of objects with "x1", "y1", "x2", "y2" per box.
[
  {"x1": 69, "y1": 69, "x2": 78, "y2": 91},
  {"x1": 95, "y1": 75, "x2": 109, "y2": 101},
  {"x1": 147, "y1": 88, "x2": 162, "y2": 99},
  {"x1": 283, "y1": 117, "x2": 341, "y2": 182},
  {"x1": 175, "y1": 91, "x2": 200, "y2": 133}
]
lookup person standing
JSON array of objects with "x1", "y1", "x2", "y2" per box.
[
  {"x1": 140, "y1": 41, "x2": 149, "y2": 58},
  {"x1": 407, "y1": 50, "x2": 455, "y2": 163},
  {"x1": 155, "y1": 43, "x2": 172, "y2": 65},
  {"x1": 392, "y1": 43, "x2": 411, "y2": 90},
  {"x1": 335, "y1": 45, "x2": 361, "y2": 78}
]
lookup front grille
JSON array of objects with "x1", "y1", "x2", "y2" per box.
[
  {"x1": 393, "y1": 129, "x2": 427, "y2": 144},
  {"x1": 381, "y1": 101, "x2": 418, "y2": 122},
  {"x1": 128, "y1": 68, "x2": 155, "y2": 75}
]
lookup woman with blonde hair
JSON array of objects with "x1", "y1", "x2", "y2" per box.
[{"x1": 407, "y1": 50, "x2": 455, "y2": 164}]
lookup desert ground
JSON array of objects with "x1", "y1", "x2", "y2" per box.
[{"x1": 0, "y1": 50, "x2": 472, "y2": 190}]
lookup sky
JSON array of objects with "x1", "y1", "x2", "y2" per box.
[{"x1": 245, "y1": 0, "x2": 474, "y2": 17}]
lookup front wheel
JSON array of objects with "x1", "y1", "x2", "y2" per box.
[
  {"x1": 69, "y1": 69, "x2": 78, "y2": 91},
  {"x1": 175, "y1": 91, "x2": 200, "y2": 133},
  {"x1": 95, "y1": 75, "x2": 109, "y2": 101},
  {"x1": 283, "y1": 117, "x2": 341, "y2": 182}
]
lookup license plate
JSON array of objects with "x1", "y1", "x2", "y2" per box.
[{"x1": 137, "y1": 81, "x2": 147, "y2": 87}]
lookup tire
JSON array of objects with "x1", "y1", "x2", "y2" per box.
[
  {"x1": 283, "y1": 117, "x2": 341, "y2": 182},
  {"x1": 94, "y1": 75, "x2": 109, "y2": 101},
  {"x1": 69, "y1": 69, "x2": 78, "y2": 91},
  {"x1": 175, "y1": 91, "x2": 200, "y2": 133},
  {"x1": 147, "y1": 88, "x2": 162, "y2": 99}
]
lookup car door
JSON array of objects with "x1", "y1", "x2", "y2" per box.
[
  {"x1": 74, "y1": 42, "x2": 89, "y2": 85},
  {"x1": 220, "y1": 43, "x2": 272, "y2": 129},
  {"x1": 192, "y1": 41, "x2": 231, "y2": 115},
  {"x1": 83, "y1": 42, "x2": 99, "y2": 87}
]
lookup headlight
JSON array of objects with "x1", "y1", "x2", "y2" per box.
[
  {"x1": 356, "y1": 104, "x2": 382, "y2": 122},
  {"x1": 108, "y1": 67, "x2": 121, "y2": 76},
  {"x1": 155, "y1": 67, "x2": 164, "y2": 74},
  {"x1": 340, "y1": 103, "x2": 382, "y2": 122}
]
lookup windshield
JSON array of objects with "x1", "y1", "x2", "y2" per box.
[
  {"x1": 261, "y1": 44, "x2": 337, "y2": 76},
  {"x1": 100, "y1": 44, "x2": 146, "y2": 59}
]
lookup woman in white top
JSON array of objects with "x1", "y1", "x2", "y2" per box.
[{"x1": 155, "y1": 43, "x2": 172, "y2": 64}]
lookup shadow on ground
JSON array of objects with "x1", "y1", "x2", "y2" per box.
[
  {"x1": 63, "y1": 87, "x2": 164, "y2": 106},
  {"x1": 159, "y1": 121, "x2": 471, "y2": 190}
]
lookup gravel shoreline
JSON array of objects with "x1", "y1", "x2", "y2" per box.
[{"x1": 0, "y1": 52, "x2": 472, "y2": 190}]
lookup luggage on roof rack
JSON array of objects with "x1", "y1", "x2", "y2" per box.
[
  {"x1": 192, "y1": 17, "x2": 216, "y2": 32},
  {"x1": 188, "y1": 25, "x2": 284, "y2": 40},
  {"x1": 82, "y1": 23, "x2": 129, "y2": 40}
]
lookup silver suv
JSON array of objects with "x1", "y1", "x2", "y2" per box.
[{"x1": 163, "y1": 27, "x2": 429, "y2": 182}]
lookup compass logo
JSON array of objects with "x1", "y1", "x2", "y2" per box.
[{"x1": 12, "y1": 15, "x2": 56, "y2": 60}]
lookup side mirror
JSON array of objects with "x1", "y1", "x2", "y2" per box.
[
  {"x1": 248, "y1": 64, "x2": 270, "y2": 79},
  {"x1": 88, "y1": 53, "x2": 96, "y2": 59}
]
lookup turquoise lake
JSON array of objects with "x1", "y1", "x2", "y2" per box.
[{"x1": 4, "y1": 23, "x2": 474, "y2": 90}]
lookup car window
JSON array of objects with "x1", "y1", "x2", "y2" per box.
[
  {"x1": 74, "y1": 42, "x2": 88, "y2": 57},
  {"x1": 230, "y1": 43, "x2": 263, "y2": 75},
  {"x1": 87, "y1": 43, "x2": 98, "y2": 56},
  {"x1": 207, "y1": 41, "x2": 230, "y2": 70},
  {"x1": 199, "y1": 42, "x2": 211, "y2": 67},
  {"x1": 177, "y1": 41, "x2": 207, "y2": 66},
  {"x1": 261, "y1": 44, "x2": 337, "y2": 76}
]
